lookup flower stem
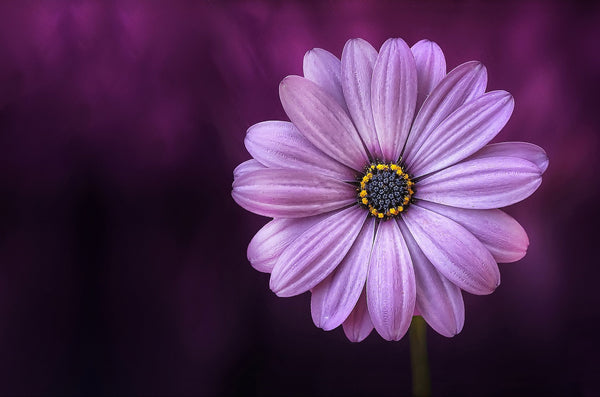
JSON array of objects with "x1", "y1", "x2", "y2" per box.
[{"x1": 409, "y1": 316, "x2": 431, "y2": 397}]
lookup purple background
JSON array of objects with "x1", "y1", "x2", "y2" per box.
[{"x1": 0, "y1": 1, "x2": 598, "y2": 396}]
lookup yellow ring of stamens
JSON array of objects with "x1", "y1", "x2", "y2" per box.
[{"x1": 357, "y1": 161, "x2": 415, "y2": 220}]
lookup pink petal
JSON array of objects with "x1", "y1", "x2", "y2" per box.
[
  {"x1": 233, "y1": 159, "x2": 265, "y2": 179},
  {"x1": 270, "y1": 206, "x2": 367, "y2": 297},
  {"x1": 468, "y1": 142, "x2": 549, "y2": 174},
  {"x1": 417, "y1": 200, "x2": 529, "y2": 263},
  {"x1": 342, "y1": 288, "x2": 373, "y2": 342},
  {"x1": 311, "y1": 217, "x2": 376, "y2": 331},
  {"x1": 415, "y1": 156, "x2": 542, "y2": 209},
  {"x1": 410, "y1": 91, "x2": 515, "y2": 177},
  {"x1": 245, "y1": 121, "x2": 356, "y2": 181},
  {"x1": 411, "y1": 39, "x2": 446, "y2": 111},
  {"x1": 248, "y1": 214, "x2": 331, "y2": 273},
  {"x1": 404, "y1": 61, "x2": 487, "y2": 166},
  {"x1": 232, "y1": 168, "x2": 356, "y2": 218},
  {"x1": 397, "y1": 219, "x2": 464, "y2": 337},
  {"x1": 279, "y1": 75, "x2": 369, "y2": 170},
  {"x1": 341, "y1": 38, "x2": 383, "y2": 159},
  {"x1": 403, "y1": 205, "x2": 500, "y2": 295},
  {"x1": 367, "y1": 219, "x2": 416, "y2": 341},
  {"x1": 371, "y1": 38, "x2": 418, "y2": 162},
  {"x1": 303, "y1": 48, "x2": 348, "y2": 112}
]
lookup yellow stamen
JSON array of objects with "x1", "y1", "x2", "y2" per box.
[{"x1": 357, "y1": 161, "x2": 415, "y2": 219}]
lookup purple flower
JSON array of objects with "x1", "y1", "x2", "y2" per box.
[{"x1": 232, "y1": 38, "x2": 547, "y2": 342}]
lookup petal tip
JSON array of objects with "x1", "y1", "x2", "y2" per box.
[
  {"x1": 344, "y1": 329, "x2": 370, "y2": 343},
  {"x1": 379, "y1": 330, "x2": 407, "y2": 341},
  {"x1": 540, "y1": 154, "x2": 549, "y2": 174},
  {"x1": 270, "y1": 276, "x2": 297, "y2": 297},
  {"x1": 270, "y1": 284, "x2": 292, "y2": 298},
  {"x1": 412, "y1": 38, "x2": 442, "y2": 52},
  {"x1": 320, "y1": 317, "x2": 338, "y2": 332},
  {"x1": 279, "y1": 75, "x2": 298, "y2": 92},
  {"x1": 467, "y1": 60, "x2": 487, "y2": 78},
  {"x1": 449, "y1": 322, "x2": 464, "y2": 337},
  {"x1": 269, "y1": 274, "x2": 286, "y2": 296},
  {"x1": 383, "y1": 37, "x2": 409, "y2": 50},
  {"x1": 344, "y1": 37, "x2": 363, "y2": 47},
  {"x1": 279, "y1": 76, "x2": 289, "y2": 88}
]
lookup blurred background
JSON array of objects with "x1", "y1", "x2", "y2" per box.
[{"x1": 0, "y1": 0, "x2": 598, "y2": 395}]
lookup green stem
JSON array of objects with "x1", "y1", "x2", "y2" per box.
[{"x1": 409, "y1": 316, "x2": 431, "y2": 397}]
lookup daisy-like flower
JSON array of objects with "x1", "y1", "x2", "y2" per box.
[{"x1": 232, "y1": 38, "x2": 547, "y2": 342}]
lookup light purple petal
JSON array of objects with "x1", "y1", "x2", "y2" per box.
[
  {"x1": 404, "y1": 61, "x2": 487, "y2": 166},
  {"x1": 367, "y1": 219, "x2": 416, "y2": 341},
  {"x1": 411, "y1": 39, "x2": 446, "y2": 111},
  {"x1": 417, "y1": 200, "x2": 529, "y2": 263},
  {"x1": 270, "y1": 206, "x2": 367, "y2": 297},
  {"x1": 232, "y1": 168, "x2": 356, "y2": 218},
  {"x1": 248, "y1": 214, "x2": 331, "y2": 273},
  {"x1": 410, "y1": 91, "x2": 514, "y2": 177},
  {"x1": 245, "y1": 121, "x2": 356, "y2": 181},
  {"x1": 415, "y1": 156, "x2": 542, "y2": 209},
  {"x1": 397, "y1": 219, "x2": 464, "y2": 337},
  {"x1": 341, "y1": 38, "x2": 383, "y2": 159},
  {"x1": 342, "y1": 289, "x2": 373, "y2": 342},
  {"x1": 233, "y1": 159, "x2": 265, "y2": 179},
  {"x1": 279, "y1": 75, "x2": 369, "y2": 170},
  {"x1": 371, "y1": 38, "x2": 418, "y2": 162},
  {"x1": 303, "y1": 48, "x2": 348, "y2": 112},
  {"x1": 311, "y1": 217, "x2": 375, "y2": 331},
  {"x1": 403, "y1": 205, "x2": 500, "y2": 295},
  {"x1": 468, "y1": 142, "x2": 549, "y2": 174}
]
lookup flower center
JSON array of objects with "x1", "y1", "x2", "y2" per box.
[{"x1": 357, "y1": 162, "x2": 415, "y2": 219}]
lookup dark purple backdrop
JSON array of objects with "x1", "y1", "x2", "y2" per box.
[{"x1": 0, "y1": 1, "x2": 598, "y2": 396}]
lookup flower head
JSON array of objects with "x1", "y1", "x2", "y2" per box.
[{"x1": 232, "y1": 38, "x2": 547, "y2": 341}]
